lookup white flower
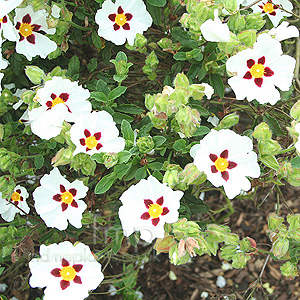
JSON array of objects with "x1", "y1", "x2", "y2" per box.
[
  {"x1": 0, "y1": 15, "x2": 19, "y2": 41},
  {"x1": 226, "y1": 33, "x2": 295, "y2": 105},
  {"x1": 190, "y1": 129, "x2": 260, "y2": 199},
  {"x1": 95, "y1": 0, "x2": 152, "y2": 46},
  {"x1": 0, "y1": 185, "x2": 30, "y2": 222},
  {"x1": 0, "y1": 0, "x2": 23, "y2": 19},
  {"x1": 14, "y1": 5, "x2": 57, "y2": 61},
  {"x1": 249, "y1": 0, "x2": 293, "y2": 27},
  {"x1": 70, "y1": 111, "x2": 125, "y2": 156},
  {"x1": 268, "y1": 21, "x2": 299, "y2": 41},
  {"x1": 29, "y1": 241, "x2": 104, "y2": 300},
  {"x1": 29, "y1": 103, "x2": 68, "y2": 140},
  {"x1": 118, "y1": 176, "x2": 183, "y2": 243},
  {"x1": 33, "y1": 168, "x2": 88, "y2": 230},
  {"x1": 200, "y1": 10, "x2": 230, "y2": 42},
  {"x1": 35, "y1": 77, "x2": 91, "y2": 122}
]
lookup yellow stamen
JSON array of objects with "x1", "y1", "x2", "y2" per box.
[
  {"x1": 19, "y1": 23, "x2": 33, "y2": 37},
  {"x1": 61, "y1": 191, "x2": 73, "y2": 205},
  {"x1": 51, "y1": 97, "x2": 65, "y2": 107},
  {"x1": 148, "y1": 203, "x2": 163, "y2": 218},
  {"x1": 60, "y1": 266, "x2": 76, "y2": 281},
  {"x1": 85, "y1": 136, "x2": 98, "y2": 149},
  {"x1": 215, "y1": 157, "x2": 229, "y2": 172},
  {"x1": 250, "y1": 63, "x2": 265, "y2": 78},
  {"x1": 263, "y1": 2, "x2": 275, "y2": 13},
  {"x1": 115, "y1": 13, "x2": 127, "y2": 26},
  {"x1": 11, "y1": 192, "x2": 21, "y2": 202}
]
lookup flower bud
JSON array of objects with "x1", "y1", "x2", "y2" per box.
[
  {"x1": 21, "y1": 90, "x2": 36, "y2": 104},
  {"x1": 179, "y1": 163, "x2": 207, "y2": 185},
  {"x1": 154, "y1": 235, "x2": 176, "y2": 254},
  {"x1": 173, "y1": 73, "x2": 189, "y2": 89},
  {"x1": 280, "y1": 261, "x2": 298, "y2": 278},
  {"x1": 175, "y1": 106, "x2": 201, "y2": 137},
  {"x1": 136, "y1": 136, "x2": 155, "y2": 154},
  {"x1": 163, "y1": 164, "x2": 182, "y2": 188},
  {"x1": 215, "y1": 113, "x2": 239, "y2": 130},
  {"x1": 71, "y1": 153, "x2": 96, "y2": 176},
  {"x1": 51, "y1": 147, "x2": 74, "y2": 167},
  {"x1": 158, "y1": 38, "x2": 172, "y2": 50},
  {"x1": 25, "y1": 66, "x2": 45, "y2": 85},
  {"x1": 103, "y1": 152, "x2": 119, "y2": 169},
  {"x1": 272, "y1": 238, "x2": 289, "y2": 258}
]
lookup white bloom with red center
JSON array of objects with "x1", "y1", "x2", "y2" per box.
[
  {"x1": 0, "y1": 0, "x2": 23, "y2": 19},
  {"x1": 226, "y1": 33, "x2": 295, "y2": 105},
  {"x1": 0, "y1": 185, "x2": 29, "y2": 222},
  {"x1": 29, "y1": 241, "x2": 104, "y2": 300},
  {"x1": 190, "y1": 129, "x2": 260, "y2": 199},
  {"x1": 14, "y1": 5, "x2": 57, "y2": 61},
  {"x1": 33, "y1": 168, "x2": 88, "y2": 230},
  {"x1": 247, "y1": 0, "x2": 293, "y2": 27},
  {"x1": 268, "y1": 21, "x2": 299, "y2": 41},
  {"x1": 0, "y1": 15, "x2": 19, "y2": 41},
  {"x1": 118, "y1": 176, "x2": 183, "y2": 243},
  {"x1": 95, "y1": 0, "x2": 152, "y2": 46},
  {"x1": 70, "y1": 111, "x2": 125, "y2": 156},
  {"x1": 36, "y1": 77, "x2": 91, "y2": 122},
  {"x1": 200, "y1": 10, "x2": 230, "y2": 43},
  {"x1": 28, "y1": 103, "x2": 68, "y2": 140}
]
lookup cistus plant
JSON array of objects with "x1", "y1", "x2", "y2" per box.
[{"x1": 0, "y1": 0, "x2": 300, "y2": 299}]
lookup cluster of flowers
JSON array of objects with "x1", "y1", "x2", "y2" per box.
[{"x1": 0, "y1": 0, "x2": 299, "y2": 298}]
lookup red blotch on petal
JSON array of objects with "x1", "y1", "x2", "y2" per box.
[
  {"x1": 60, "y1": 185, "x2": 66, "y2": 193},
  {"x1": 2, "y1": 16, "x2": 7, "y2": 23},
  {"x1": 122, "y1": 23, "x2": 130, "y2": 30},
  {"x1": 46, "y1": 101, "x2": 52, "y2": 108},
  {"x1": 73, "y1": 275, "x2": 82, "y2": 284},
  {"x1": 125, "y1": 13, "x2": 133, "y2": 21},
  {"x1": 220, "y1": 149, "x2": 228, "y2": 159},
  {"x1": 61, "y1": 258, "x2": 69, "y2": 267},
  {"x1": 50, "y1": 268, "x2": 61, "y2": 277},
  {"x1": 26, "y1": 34, "x2": 35, "y2": 44},
  {"x1": 61, "y1": 203, "x2": 68, "y2": 212},
  {"x1": 258, "y1": 56, "x2": 265, "y2": 64},
  {"x1": 211, "y1": 165, "x2": 218, "y2": 173},
  {"x1": 243, "y1": 71, "x2": 252, "y2": 79},
  {"x1": 32, "y1": 24, "x2": 41, "y2": 31},
  {"x1": 264, "y1": 67, "x2": 274, "y2": 77},
  {"x1": 59, "y1": 93, "x2": 69, "y2": 101},
  {"x1": 156, "y1": 196, "x2": 164, "y2": 205},
  {"x1": 16, "y1": 189, "x2": 21, "y2": 194},
  {"x1": 209, "y1": 154, "x2": 218, "y2": 162},
  {"x1": 152, "y1": 218, "x2": 160, "y2": 226},
  {"x1": 221, "y1": 171, "x2": 229, "y2": 181},
  {"x1": 96, "y1": 143, "x2": 103, "y2": 150},
  {"x1": 161, "y1": 207, "x2": 169, "y2": 215},
  {"x1": 84, "y1": 129, "x2": 91, "y2": 137},
  {"x1": 69, "y1": 188, "x2": 77, "y2": 196},
  {"x1": 16, "y1": 22, "x2": 21, "y2": 30},
  {"x1": 60, "y1": 280, "x2": 70, "y2": 290},
  {"x1": 108, "y1": 13, "x2": 116, "y2": 22},
  {"x1": 254, "y1": 77, "x2": 263, "y2": 87},
  {"x1": 71, "y1": 200, "x2": 78, "y2": 208},
  {"x1": 53, "y1": 194, "x2": 61, "y2": 202},
  {"x1": 50, "y1": 93, "x2": 56, "y2": 100},
  {"x1": 144, "y1": 199, "x2": 153, "y2": 208},
  {"x1": 141, "y1": 212, "x2": 150, "y2": 220},
  {"x1": 270, "y1": 11, "x2": 276, "y2": 15},
  {"x1": 117, "y1": 6, "x2": 124, "y2": 14},
  {"x1": 80, "y1": 138, "x2": 86, "y2": 146},
  {"x1": 22, "y1": 14, "x2": 31, "y2": 24},
  {"x1": 73, "y1": 264, "x2": 83, "y2": 272},
  {"x1": 228, "y1": 161, "x2": 237, "y2": 169},
  {"x1": 247, "y1": 59, "x2": 255, "y2": 69},
  {"x1": 94, "y1": 132, "x2": 101, "y2": 140},
  {"x1": 113, "y1": 23, "x2": 120, "y2": 31}
]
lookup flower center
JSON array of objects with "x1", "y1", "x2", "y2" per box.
[
  {"x1": 250, "y1": 63, "x2": 265, "y2": 78},
  {"x1": 148, "y1": 203, "x2": 163, "y2": 218},
  {"x1": 115, "y1": 13, "x2": 127, "y2": 26},
  {"x1": 61, "y1": 191, "x2": 74, "y2": 205},
  {"x1": 85, "y1": 136, "x2": 98, "y2": 150},
  {"x1": 60, "y1": 266, "x2": 76, "y2": 281},
  {"x1": 19, "y1": 23, "x2": 33, "y2": 37},
  {"x1": 215, "y1": 157, "x2": 229, "y2": 172},
  {"x1": 263, "y1": 2, "x2": 275, "y2": 13},
  {"x1": 52, "y1": 97, "x2": 65, "y2": 107},
  {"x1": 11, "y1": 192, "x2": 21, "y2": 202}
]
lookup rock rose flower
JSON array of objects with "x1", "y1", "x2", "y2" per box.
[
  {"x1": 190, "y1": 129, "x2": 260, "y2": 199},
  {"x1": 33, "y1": 168, "x2": 88, "y2": 230},
  {"x1": 70, "y1": 111, "x2": 125, "y2": 156},
  {"x1": 226, "y1": 33, "x2": 295, "y2": 105},
  {"x1": 29, "y1": 241, "x2": 104, "y2": 300},
  {"x1": 0, "y1": 185, "x2": 30, "y2": 222},
  {"x1": 0, "y1": 0, "x2": 23, "y2": 19},
  {"x1": 118, "y1": 176, "x2": 184, "y2": 243},
  {"x1": 200, "y1": 10, "x2": 230, "y2": 43},
  {"x1": 268, "y1": 21, "x2": 299, "y2": 41},
  {"x1": 95, "y1": 0, "x2": 152, "y2": 46},
  {"x1": 14, "y1": 5, "x2": 57, "y2": 61}
]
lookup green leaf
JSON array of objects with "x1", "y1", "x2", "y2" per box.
[
  {"x1": 193, "y1": 126, "x2": 210, "y2": 136},
  {"x1": 147, "y1": 0, "x2": 166, "y2": 6},
  {"x1": 147, "y1": 162, "x2": 163, "y2": 171},
  {"x1": 112, "y1": 232, "x2": 124, "y2": 254},
  {"x1": 263, "y1": 113, "x2": 284, "y2": 137},
  {"x1": 96, "y1": 79, "x2": 110, "y2": 95},
  {"x1": 113, "y1": 112, "x2": 133, "y2": 124},
  {"x1": 0, "y1": 266, "x2": 5, "y2": 276},
  {"x1": 135, "y1": 167, "x2": 147, "y2": 180},
  {"x1": 66, "y1": 55, "x2": 80, "y2": 78},
  {"x1": 82, "y1": 212, "x2": 95, "y2": 225},
  {"x1": 260, "y1": 154, "x2": 279, "y2": 170},
  {"x1": 121, "y1": 119, "x2": 134, "y2": 142},
  {"x1": 118, "y1": 151, "x2": 132, "y2": 164},
  {"x1": 173, "y1": 139, "x2": 187, "y2": 153},
  {"x1": 92, "y1": 30, "x2": 103, "y2": 49},
  {"x1": 171, "y1": 27, "x2": 198, "y2": 48},
  {"x1": 153, "y1": 136, "x2": 166, "y2": 147},
  {"x1": 173, "y1": 52, "x2": 187, "y2": 61},
  {"x1": 91, "y1": 153, "x2": 104, "y2": 163},
  {"x1": 90, "y1": 92, "x2": 108, "y2": 103},
  {"x1": 115, "y1": 104, "x2": 143, "y2": 114},
  {"x1": 87, "y1": 58, "x2": 98, "y2": 72},
  {"x1": 291, "y1": 156, "x2": 300, "y2": 168},
  {"x1": 152, "y1": 169, "x2": 163, "y2": 180},
  {"x1": 108, "y1": 86, "x2": 127, "y2": 101},
  {"x1": 209, "y1": 74, "x2": 224, "y2": 98},
  {"x1": 146, "y1": 3, "x2": 161, "y2": 25},
  {"x1": 34, "y1": 156, "x2": 44, "y2": 169},
  {"x1": 114, "y1": 164, "x2": 130, "y2": 179},
  {"x1": 94, "y1": 172, "x2": 117, "y2": 194}
]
